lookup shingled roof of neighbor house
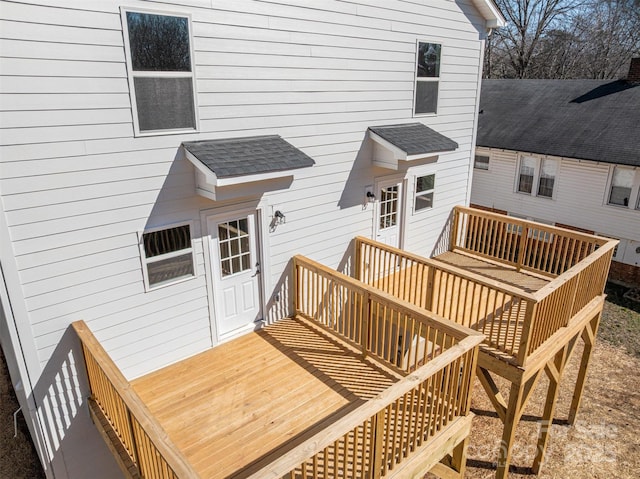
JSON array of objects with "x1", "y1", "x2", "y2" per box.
[
  {"x1": 477, "y1": 79, "x2": 640, "y2": 167},
  {"x1": 182, "y1": 135, "x2": 315, "y2": 178},
  {"x1": 368, "y1": 123, "x2": 458, "y2": 156}
]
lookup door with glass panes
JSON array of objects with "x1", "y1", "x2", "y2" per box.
[
  {"x1": 207, "y1": 211, "x2": 261, "y2": 339},
  {"x1": 374, "y1": 178, "x2": 403, "y2": 248}
]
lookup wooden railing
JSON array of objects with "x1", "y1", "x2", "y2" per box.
[
  {"x1": 452, "y1": 206, "x2": 609, "y2": 278},
  {"x1": 355, "y1": 220, "x2": 616, "y2": 367},
  {"x1": 72, "y1": 321, "x2": 200, "y2": 479},
  {"x1": 244, "y1": 256, "x2": 483, "y2": 479}
]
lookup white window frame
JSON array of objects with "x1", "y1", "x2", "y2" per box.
[
  {"x1": 413, "y1": 40, "x2": 442, "y2": 117},
  {"x1": 138, "y1": 221, "x2": 197, "y2": 292},
  {"x1": 605, "y1": 165, "x2": 640, "y2": 210},
  {"x1": 121, "y1": 7, "x2": 199, "y2": 137},
  {"x1": 514, "y1": 155, "x2": 558, "y2": 199},
  {"x1": 413, "y1": 173, "x2": 435, "y2": 213},
  {"x1": 474, "y1": 154, "x2": 490, "y2": 170}
]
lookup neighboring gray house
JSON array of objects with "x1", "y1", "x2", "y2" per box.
[
  {"x1": 0, "y1": 1, "x2": 504, "y2": 477},
  {"x1": 471, "y1": 59, "x2": 640, "y2": 286}
]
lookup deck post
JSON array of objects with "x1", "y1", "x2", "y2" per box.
[
  {"x1": 370, "y1": 409, "x2": 385, "y2": 479},
  {"x1": 568, "y1": 312, "x2": 600, "y2": 425},
  {"x1": 450, "y1": 207, "x2": 460, "y2": 251},
  {"x1": 293, "y1": 257, "x2": 299, "y2": 315},
  {"x1": 362, "y1": 293, "x2": 371, "y2": 359},
  {"x1": 516, "y1": 225, "x2": 528, "y2": 272},
  {"x1": 495, "y1": 381, "x2": 525, "y2": 479},
  {"x1": 532, "y1": 343, "x2": 569, "y2": 474},
  {"x1": 355, "y1": 238, "x2": 362, "y2": 282},
  {"x1": 516, "y1": 301, "x2": 537, "y2": 367}
]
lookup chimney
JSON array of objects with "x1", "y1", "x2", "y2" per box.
[{"x1": 627, "y1": 58, "x2": 640, "y2": 83}]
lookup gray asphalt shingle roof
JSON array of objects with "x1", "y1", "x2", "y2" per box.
[
  {"x1": 368, "y1": 123, "x2": 458, "y2": 156},
  {"x1": 477, "y1": 79, "x2": 640, "y2": 167},
  {"x1": 182, "y1": 135, "x2": 315, "y2": 178}
]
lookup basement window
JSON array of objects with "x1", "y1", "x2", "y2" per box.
[
  {"x1": 474, "y1": 154, "x2": 489, "y2": 170},
  {"x1": 139, "y1": 223, "x2": 196, "y2": 290},
  {"x1": 122, "y1": 9, "x2": 198, "y2": 135}
]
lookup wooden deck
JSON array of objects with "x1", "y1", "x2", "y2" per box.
[{"x1": 131, "y1": 316, "x2": 398, "y2": 479}]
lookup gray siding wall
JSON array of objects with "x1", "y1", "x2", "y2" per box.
[{"x1": 0, "y1": 1, "x2": 487, "y2": 477}]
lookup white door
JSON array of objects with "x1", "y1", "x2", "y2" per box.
[
  {"x1": 375, "y1": 178, "x2": 403, "y2": 248},
  {"x1": 207, "y1": 212, "x2": 262, "y2": 339}
]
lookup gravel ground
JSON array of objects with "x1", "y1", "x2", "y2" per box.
[{"x1": 1, "y1": 284, "x2": 639, "y2": 479}]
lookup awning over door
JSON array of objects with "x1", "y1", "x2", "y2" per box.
[
  {"x1": 368, "y1": 123, "x2": 458, "y2": 170},
  {"x1": 183, "y1": 135, "x2": 314, "y2": 200}
]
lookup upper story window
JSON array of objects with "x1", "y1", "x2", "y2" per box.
[
  {"x1": 139, "y1": 223, "x2": 196, "y2": 290},
  {"x1": 516, "y1": 155, "x2": 557, "y2": 199},
  {"x1": 608, "y1": 166, "x2": 640, "y2": 209},
  {"x1": 122, "y1": 9, "x2": 198, "y2": 135},
  {"x1": 474, "y1": 154, "x2": 490, "y2": 170},
  {"x1": 414, "y1": 174, "x2": 435, "y2": 211},
  {"x1": 414, "y1": 42, "x2": 441, "y2": 115}
]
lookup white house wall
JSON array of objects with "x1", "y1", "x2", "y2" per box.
[
  {"x1": 471, "y1": 147, "x2": 640, "y2": 264},
  {"x1": 0, "y1": 1, "x2": 488, "y2": 477}
]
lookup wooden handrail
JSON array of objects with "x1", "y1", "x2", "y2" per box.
[
  {"x1": 72, "y1": 321, "x2": 200, "y2": 479},
  {"x1": 294, "y1": 254, "x2": 483, "y2": 342},
  {"x1": 243, "y1": 334, "x2": 483, "y2": 479},
  {"x1": 356, "y1": 236, "x2": 537, "y2": 301}
]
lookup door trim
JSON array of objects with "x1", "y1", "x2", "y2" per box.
[
  {"x1": 374, "y1": 175, "x2": 406, "y2": 249},
  {"x1": 201, "y1": 201, "x2": 267, "y2": 345}
]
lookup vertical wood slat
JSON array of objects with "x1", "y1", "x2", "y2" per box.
[{"x1": 72, "y1": 321, "x2": 199, "y2": 479}]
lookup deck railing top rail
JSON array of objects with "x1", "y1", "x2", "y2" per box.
[
  {"x1": 452, "y1": 205, "x2": 612, "y2": 279},
  {"x1": 72, "y1": 321, "x2": 200, "y2": 479}
]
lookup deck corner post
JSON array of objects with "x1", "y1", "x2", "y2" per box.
[
  {"x1": 362, "y1": 293, "x2": 371, "y2": 359},
  {"x1": 355, "y1": 237, "x2": 362, "y2": 282},
  {"x1": 292, "y1": 256, "x2": 299, "y2": 315},
  {"x1": 450, "y1": 207, "x2": 460, "y2": 251},
  {"x1": 516, "y1": 301, "x2": 537, "y2": 367}
]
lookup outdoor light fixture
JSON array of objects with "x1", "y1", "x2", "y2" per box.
[
  {"x1": 274, "y1": 210, "x2": 286, "y2": 225},
  {"x1": 366, "y1": 191, "x2": 376, "y2": 202}
]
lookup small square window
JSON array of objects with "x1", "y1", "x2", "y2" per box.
[
  {"x1": 414, "y1": 174, "x2": 435, "y2": 211},
  {"x1": 474, "y1": 155, "x2": 489, "y2": 170},
  {"x1": 414, "y1": 42, "x2": 441, "y2": 115},
  {"x1": 140, "y1": 223, "x2": 195, "y2": 289},
  {"x1": 123, "y1": 9, "x2": 198, "y2": 135}
]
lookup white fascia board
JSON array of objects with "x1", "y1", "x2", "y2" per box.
[
  {"x1": 369, "y1": 131, "x2": 407, "y2": 161},
  {"x1": 472, "y1": 0, "x2": 507, "y2": 28}
]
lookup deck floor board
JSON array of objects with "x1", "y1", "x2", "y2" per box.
[{"x1": 131, "y1": 316, "x2": 399, "y2": 479}]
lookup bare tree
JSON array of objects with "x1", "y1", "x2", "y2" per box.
[{"x1": 485, "y1": 0, "x2": 640, "y2": 79}]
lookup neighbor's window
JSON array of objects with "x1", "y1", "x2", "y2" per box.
[
  {"x1": 537, "y1": 158, "x2": 557, "y2": 198},
  {"x1": 123, "y1": 9, "x2": 197, "y2": 134},
  {"x1": 517, "y1": 156, "x2": 557, "y2": 198},
  {"x1": 414, "y1": 42, "x2": 441, "y2": 115},
  {"x1": 140, "y1": 223, "x2": 195, "y2": 290},
  {"x1": 474, "y1": 154, "x2": 489, "y2": 170},
  {"x1": 517, "y1": 156, "x2": 536, "y2": 194},
  {"x1": 414, "y1": 174, "x2": 435, "y2": 211},
  {"x1": 608, "y1": 166, "x2": 634, "y2": 207}
]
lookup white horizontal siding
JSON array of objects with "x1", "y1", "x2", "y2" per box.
[
  {"x1": 471, "y1": 148, "x2": 640, "y2": 256},
  {"x1": 0, "y1": 1, "x2": 487, "y2": 476}
]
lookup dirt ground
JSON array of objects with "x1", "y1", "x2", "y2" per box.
[{"x1": 1, "y1": 285, "x2": 639, "y2": 479}]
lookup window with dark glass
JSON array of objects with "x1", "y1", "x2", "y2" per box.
[
  {"x1": 124, "y1": 10, "x2": 197, "y2": 133},
  {"x1": 517, "y1": 157, "x2": 536, "y2": 194},
  {"x1": 141, "y1": 224, "x2": 195, "y2": 289},
  {"x1": 415, "y1": 42, "x2": 441, "y2": 115},
  {"x1": 474, "y1": 155, "x2": 490, "y2": 170},
  {"x1": 414, "y1": 174, "x2": 435, "y2": 211},
  {"x1": 608, "y1": 166, "x2": 634, "y2": 207},
  {"x1": 537, "y1": 159, "x2": 557, "y2": 198}
]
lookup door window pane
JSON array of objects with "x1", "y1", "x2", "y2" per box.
[
  {"x1": 379, "y1": 186, "x2": 398, "y2": 229},
  {"x1": 218, "y1": 218, "x2": 252, "y2": 277}
]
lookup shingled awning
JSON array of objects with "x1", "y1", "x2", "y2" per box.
[
  {"x1": 368, "y1": 123, "x2": 458, "y2": 169},
  {"x1": 183, "y1": 135, "x2": 314, "y2": 200}
]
